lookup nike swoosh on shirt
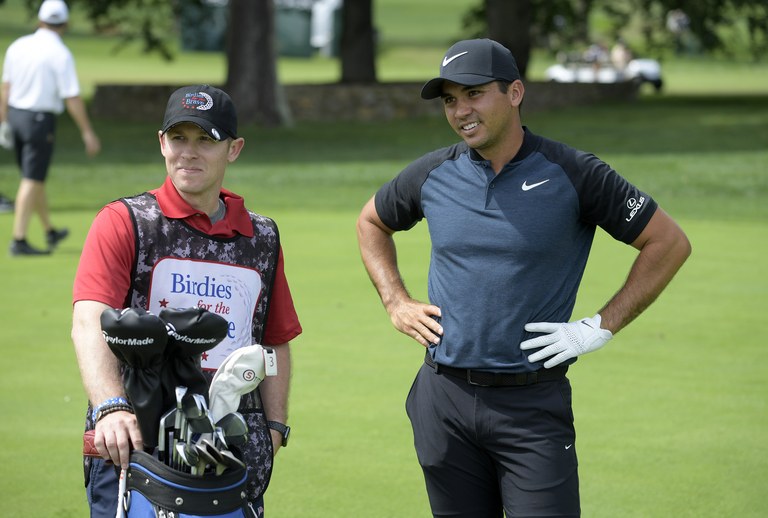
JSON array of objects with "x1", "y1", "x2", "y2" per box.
[
  {"x1": 442, "y1": 51, "x2": 468, "y2": 67},
  {"x1": 521, "y1": 179, "x2": 550, "y2": 191}
]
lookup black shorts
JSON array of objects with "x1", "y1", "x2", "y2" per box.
[
  {"x1": 406, "y1": 362, "x2": 580, "y2": 517},
  {"x1": 7, "y1": 107, "x2": 56, "y2": 182}
]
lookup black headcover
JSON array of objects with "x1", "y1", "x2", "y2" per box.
[
  {"x1": 160, "y1": 307, "x2": 229, "y2": 356},
  {"x1": 100, "y1": 308, "x2": 168, "y2": 449},
  {"x1": 101, "y1": 308, "x2": 168, "y2": 367},
  {"x1": 159, "y1": 307, "x2": 229, "y2": 405}
]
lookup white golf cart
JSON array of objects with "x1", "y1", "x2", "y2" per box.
[{"x1": 545, "y1": 58, "x2": 663, "y2": 92}]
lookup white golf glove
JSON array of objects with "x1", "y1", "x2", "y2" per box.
[
  {"x1": 0, "y1": 121, "x2": 13, "y2": 150},
  {"x1": 520, "y1": 314, "x2": 613, "y2": 368}
]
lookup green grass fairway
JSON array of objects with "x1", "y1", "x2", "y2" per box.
[
  {"x1": 0, "y1": 94, "x2": 766, "y2": 517},
  {"x1": 0, "y1": 0, "x2": 766, "y2": 516}
]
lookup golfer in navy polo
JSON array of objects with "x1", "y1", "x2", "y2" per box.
[{"x1": 357, "y1": 39, "x2": 691, "y2": 517}]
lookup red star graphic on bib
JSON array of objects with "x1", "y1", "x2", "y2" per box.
[{"x1": 159, "y1": 298, "x2": 169, "y2": 308}]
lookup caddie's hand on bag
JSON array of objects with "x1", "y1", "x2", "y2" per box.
[
  {"x1": 521, "y1": 314, "x2": 613, "y2": 368},
  {"x1": 0, "y1": 121, "x2": 13, "y2": 150}
]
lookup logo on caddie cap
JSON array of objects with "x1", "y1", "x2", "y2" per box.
[{"x1": 161, "y1": 85, "x2": 238, "y2": 141}]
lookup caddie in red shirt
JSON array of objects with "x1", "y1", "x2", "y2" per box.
[{"x1": 71, "y1": 84, "x2": 301, "y2": 518}]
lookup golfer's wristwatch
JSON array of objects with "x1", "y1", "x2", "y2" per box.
[{"x1": 267, "y1": 420, "x2": 290, "y2": 447}]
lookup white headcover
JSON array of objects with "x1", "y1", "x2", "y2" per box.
[{"x1": 209, "y1": 344, "x2": 268, "y2": 422}]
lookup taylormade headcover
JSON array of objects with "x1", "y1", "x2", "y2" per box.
[
  {"x1": 209, "y1": 345, "x2": 268, "y2": 422},
  {"x1": 101, "y1": 308, "x2": 168, "y2": 367},
  {"x1": 160, "y1": 307, "x2": 229, "y2": 356},
  {"x1": 100, "y1": 308, "x2": 168, "y2": 449},
  {"x1": 159, "y1": 307, "x2": 230, "y2": 405}
]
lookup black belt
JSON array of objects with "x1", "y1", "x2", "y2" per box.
[{"x1": 424, "y1": 353, "x2": 567, "y2": 387}]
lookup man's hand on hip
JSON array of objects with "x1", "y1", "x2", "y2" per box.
[
  {"x1": 387, "y1": 299, "x2": 442, "y2": 348},
  {"x1": 520, "y1": 314, "x2": 613, "y2": 368}
]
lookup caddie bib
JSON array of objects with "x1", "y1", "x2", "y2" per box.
[{"x1": 121, "y1": 193, "x2": 280, "y2": 370}]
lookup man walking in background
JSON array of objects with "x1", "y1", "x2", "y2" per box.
[
  {"x1": 357, "y1": 38, "x2": 691, "y2": 516},
  {"x1": 1, "y1": 0, "x2": 100, "y2": 256}
]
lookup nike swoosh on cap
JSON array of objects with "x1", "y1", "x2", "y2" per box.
[
  {"x1": 521, "y1": 179, "x2": 550, "y2": 191},
  {"x1": 442, "y1": 51, "x2": 468, "y2": 67}
]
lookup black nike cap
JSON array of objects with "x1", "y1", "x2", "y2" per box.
[{"x1": 421, "y1": 39, "x2": 521, "y2": 100}]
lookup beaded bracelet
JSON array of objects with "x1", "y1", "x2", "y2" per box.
[
  {"x1": 91, "y1": 397, "x2": 131, "y2": 421},
  {"x1": 95, "y1": 404, "x2": 134, "y2": 423}
]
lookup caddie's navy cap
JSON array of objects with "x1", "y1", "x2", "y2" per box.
[
  {"x1": 161, "y1": 85, "x2": 237, "y2": 141},
  {"x1": 421, "y1": 39, "x2": 521, "y2": 100}
]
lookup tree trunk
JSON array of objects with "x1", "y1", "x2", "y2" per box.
[
  {"x1": 340, "y1": 0, "x2": 377, "y2": 83},
  {"x1": 485, "y1": 0, "x2": 532, "y2": 78},
  {"x1": 571, "y1": 0, "x2": 593, "y2": 47},
  {"x1": 225, "y1": 0, "x2": 290, "y2": 127}
]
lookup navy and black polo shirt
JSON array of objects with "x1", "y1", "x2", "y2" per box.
[{"x1": 374, "y1": 128, "x2": 657, "y2": 372}]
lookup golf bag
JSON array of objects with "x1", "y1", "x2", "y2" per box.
[{"x1": 121, "y1": 451, "x2": 254, "y2": 518}]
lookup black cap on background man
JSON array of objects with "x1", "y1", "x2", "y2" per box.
[{"x1": 421, "y1": 39, "x2": 521, "y2": 100}]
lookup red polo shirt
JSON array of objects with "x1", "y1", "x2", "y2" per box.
[{"x1": 73, "y1": 177, "x2": 302, "y2": 345}]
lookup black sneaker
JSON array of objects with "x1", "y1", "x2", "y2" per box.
[
  {"x1": 10, "y1": 239, "x2": 50, "y2": 256},
  {"x1": 46, "y1": 228, "x2": 69, "y2": 249}
]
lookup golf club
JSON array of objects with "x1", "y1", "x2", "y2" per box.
[
  {"x1": 216, "y1": 412, "x2": 249, "y2": 449},
  {"x1": 157, "y1": 407, "x2": 176, "y2": 463},
  {"x1": 172, "y1": 386, "x2": 188, "y2": 469}
]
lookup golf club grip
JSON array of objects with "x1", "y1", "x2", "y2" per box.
[
  {"x1": 82, "y1": 430, "x2": 133, "y2": 463},
  {"x1": 83, "y1": 429, "x2": 99, "y2": 457}
]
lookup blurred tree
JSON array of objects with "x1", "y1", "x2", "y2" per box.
[
  {"x1": 226, "y1": 0, "x2": 286, "y2": 127},
  {"x1": 657, "y1": 0, "x2": 767, "y2": 59},
  {"x1": 9, "y1": 0, "x2": 379, "y2": 125},
  {"x1": 6, "y1": 0, "x2": 764, "y2": 126},
  {"x1": 340, "y1": 0, "x2": 376, "y2": 83},
  {"x1": 464, "y1": 0, "x2": 768, "y2": 61},
  {"x1": 464, "y1": 0, "x2": 594, "y2": 75},
  {"x1": 486, "y1": 0, "x2": 532, "y2": 78},
  {"x1": 10, "y1": 0, "x2": 288, "y2": 124}
]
